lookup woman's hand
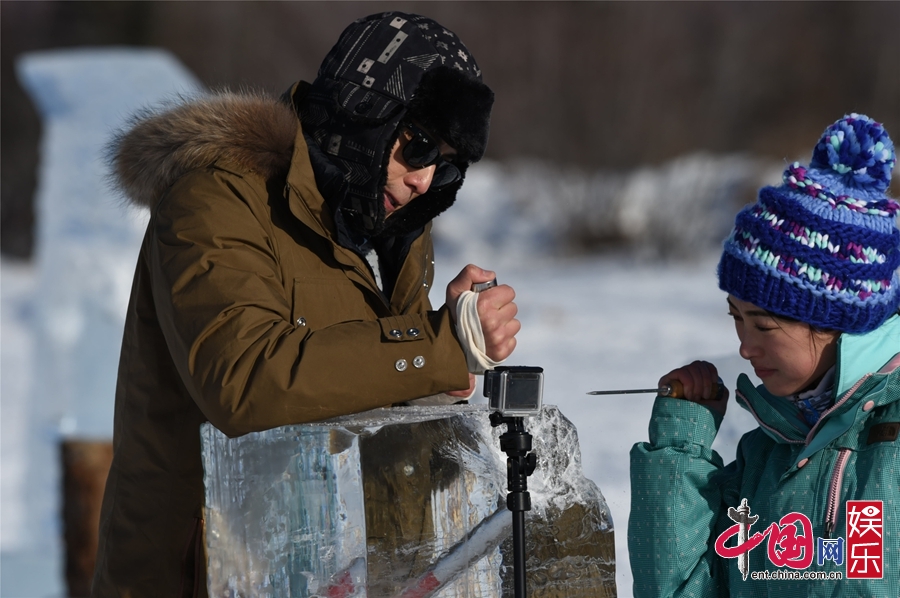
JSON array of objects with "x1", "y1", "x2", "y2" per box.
[{"x1": 659, "y1": 360, "x2": 729, "y2": 416}]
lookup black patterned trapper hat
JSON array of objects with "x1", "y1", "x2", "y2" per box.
[{"x1": 294, "y1": 12, "x2": 494, "y2": 238}]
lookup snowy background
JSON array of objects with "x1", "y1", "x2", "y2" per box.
[{"x1": 0, "y1": 49, "x2": 773, "y2": 596}]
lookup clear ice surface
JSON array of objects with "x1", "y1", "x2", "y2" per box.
[{"x1": 201, "y1": 404, "x2": 616, "y2": 597}]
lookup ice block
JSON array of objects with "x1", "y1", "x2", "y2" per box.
[{"x1": 201, "y1": 404, "x2": 615, "y2": 597}]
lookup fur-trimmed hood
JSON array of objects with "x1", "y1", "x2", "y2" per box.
[{"x1": 109, "y1": 90, "x2": 298, "y2": 210}]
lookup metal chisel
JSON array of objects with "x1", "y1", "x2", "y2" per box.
[{"x1": 587, "y1": 379, "x2": 725, "y2": 400}]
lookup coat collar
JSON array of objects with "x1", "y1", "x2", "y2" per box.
[
  {"x1": 284, "y1": 126, "x2": 383, "y2": 292},
  {"x1": 285, "y1": 125, "x2": 431, "y2": 313},
  {"x1": 835, "y1": 314, "x2": 900, "y2": 397}
]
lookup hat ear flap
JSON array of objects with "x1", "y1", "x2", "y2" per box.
[{"x1": 408, "y1": 67, "x2": 494, "y2": 163}]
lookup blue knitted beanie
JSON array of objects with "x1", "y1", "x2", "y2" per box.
[{"x1": 718, "y1": 114, "x2": 899, "y2": 333}]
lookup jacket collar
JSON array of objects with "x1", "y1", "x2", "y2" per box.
[
  {"x1": 284, "y1": 125, "x2": 374, "y2": 278},
  {"x1": 835, "y1": 314, "x2": 900, "y2": 397},
  {"x1": 285, "y1": 125, "x2": 430, "y2": 313}
]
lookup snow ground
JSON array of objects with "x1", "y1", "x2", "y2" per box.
[{"x1": 1, "y1": 259, "x2": 64, "y2": 597}]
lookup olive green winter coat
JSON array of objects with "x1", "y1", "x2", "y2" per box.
[
  {"x1": 629, "y1": 315, "x2": 900, "y2": 598},
  {"x1": 92, "y1": 91, "x2": 470, "y2": 597}
]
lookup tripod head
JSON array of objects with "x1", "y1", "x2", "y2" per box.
[{"x1": 490, "y1": 413, "x2": 537, "y2": 512}]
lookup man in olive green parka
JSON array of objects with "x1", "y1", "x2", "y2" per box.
[{"x1": 92, "y1": 12, "x2": 518, "y2": 597}]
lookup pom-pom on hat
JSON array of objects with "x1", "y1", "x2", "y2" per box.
[{"x1": 718, "y1": 114, "x2": 900, "y2": 333}]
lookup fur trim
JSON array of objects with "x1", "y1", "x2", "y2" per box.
[{"x1": 109, "y1": 90, "x2": 298, "y2": 210}]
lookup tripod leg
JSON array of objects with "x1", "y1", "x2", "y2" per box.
[{"x1": 513, "y1": 509, "x2": 526, "y2": 598}]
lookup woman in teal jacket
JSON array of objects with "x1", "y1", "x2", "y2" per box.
[{"x1": 629, "y1": 114, "x2": 899, "y2": 598}]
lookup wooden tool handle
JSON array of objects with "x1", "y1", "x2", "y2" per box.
[{"x1": 661, "y1": 378, "x2": 726, "y2": 400}]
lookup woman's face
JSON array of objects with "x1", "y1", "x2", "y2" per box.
[{"x1": 727, "y1": 295, "x2": 840, "y2": 397}]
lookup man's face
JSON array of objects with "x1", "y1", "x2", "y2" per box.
[{"x1": 382, "y1": 124, "x2": 457, "y2": 218}]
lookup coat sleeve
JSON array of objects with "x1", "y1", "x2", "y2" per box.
[
  {"x1": 148, "y1": 167, "x2": 470, "y2": 437},
  {"x1": 628, "y1": 396, "x2": 739, "y2": 598}
]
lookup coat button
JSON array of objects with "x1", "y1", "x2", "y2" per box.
[
  {"x1": 797, "y1": 458, "x2": 809, "y2": 468},
  {"x1": 296, "y1": 317, "x2": 307, "y2": 327},
  {"x1": 407, "y1": 328, "x2": 420, "y2": 338},
  {"x1": 863, "y1": 400, "x2": 875, "y2": 412},
  {"x1": 390, "y1": 329, "x2": 403, "y2": 338},
  {"x1": 413, "y1": 356, "x2": 425, "y2": 369},
  {"x1": 395, "y1": 359, "x2": 408, "y2": 372}
]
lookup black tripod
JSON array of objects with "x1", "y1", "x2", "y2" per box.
[{"x1": 490, "y1": 412, "x2": 537, "y2": 598}]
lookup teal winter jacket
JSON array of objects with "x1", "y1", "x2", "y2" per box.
[{"x1": 629, "y1": 315, "x2": 900, "y2": 597}]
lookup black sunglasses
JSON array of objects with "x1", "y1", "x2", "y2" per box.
[{"x1": 401, "y1": 121, "x2": 461, "y2": 188}]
